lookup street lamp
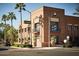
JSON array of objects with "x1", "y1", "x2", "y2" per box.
[{"x1": 25, "y1": 9, "x2": 32, "y2": 46}]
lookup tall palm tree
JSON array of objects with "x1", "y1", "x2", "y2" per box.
[
  {"x1": 15, "y1": 3, "x2": 26, "y2": 45},
  {"x1": 1, "y1": 14, "x2": 8, "y2": 26},
  {"x1": 8, "y1": 12, "x2": 16, "y2": 27},
  {"x1": 1, "y1": 14, "x2": 9, "y2": 43},
  {"x1": 7, "y1": 12, "x2": 16, "y2": 45}
]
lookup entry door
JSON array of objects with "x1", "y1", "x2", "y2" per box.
[{"x1": 36, "y1": 39, "x2": 41, "y2": 47}]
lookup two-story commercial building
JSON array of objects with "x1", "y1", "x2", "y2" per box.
[
  {"x1": 18, "y1": 6, "x2": 79, "y2": 47},
  {"x1": 31, "y1": 6, "x2": 79, "y2": 47}
]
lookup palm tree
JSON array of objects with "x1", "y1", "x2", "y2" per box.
[
  {"x1": 1, "y1": 14, "x2": 8, "y2": 27},
  {"x1": 15, "y1": 3, "x2": 26, "y2": 45},
  {"x1": 73, "y1": 7, "x2": 79, "y2": 15},
  {"x1": 8, "y1": 12, "x2": 16, "y2": 27},
  {"x1": 7, "y1": 12, "x2": 16, "y2": 45},
  {"x1": 1, "y1": 14, "x2": 9, "y2": 43}
]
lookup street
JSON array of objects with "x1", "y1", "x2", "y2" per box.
[{"x1": 0, "y1": 47, "x2": 79, "y2": 56}]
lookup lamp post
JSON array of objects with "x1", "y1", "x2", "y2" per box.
[{"x1": 25, "y1": 10, "x2": 32, "y2": 46}]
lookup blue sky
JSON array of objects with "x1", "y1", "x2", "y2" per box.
[{"x1": 0, "y1": 3, "x2": 79, "y2": 29}]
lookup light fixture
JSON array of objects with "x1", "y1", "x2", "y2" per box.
[{"x1": 54, "y1": 12, "x2": 56, "y2": 16}]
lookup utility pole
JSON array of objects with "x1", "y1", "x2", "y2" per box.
[{"x1": 26, "y1": 10, "x2": 32, "y2": 46}]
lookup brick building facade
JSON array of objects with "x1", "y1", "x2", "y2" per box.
[{"x1": 19, "y1": 6, "x2": 79, "y2": 47}]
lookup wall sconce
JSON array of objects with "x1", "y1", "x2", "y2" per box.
[{"x1": 54, "y1": 12, "x2": 56, "y2": 16}]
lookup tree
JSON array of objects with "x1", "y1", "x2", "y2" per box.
[
  {"x1": 1, "y1": 14, "x2": 9, "y2": 43},
  {"x1": 2, "y1": 24, "x2": 18, "y2": 46},
  {"x1": 8, "y1": 12, "x2": 16, "y2": 27},
  {"x1": 15, "y1": 3, "x2": 26, "y2": 45},
  {"x1": 7, "y1": 12, "x2": 16, "y2": 45},
  {"x1": 73, "y1": 7, "x2": 79, "y2": 15},
  {"x1": 0, "y1": 29, "x2": 4, "y2": 42},
  {"x1": 0, "y1": 23, "x2": 5, "y2": 41},
  {"x1": 6, "y1": 26, "x2": 18, "y2": 45},
  {"x1": 1, "y1": 14, "x2": 8, "y2": 26}
]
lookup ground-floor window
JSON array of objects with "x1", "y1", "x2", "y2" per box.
[{"x1": 50, "y1": 35, "x2": 59, "y2": 46}]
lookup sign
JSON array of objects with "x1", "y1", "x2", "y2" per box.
[{"x1": 50, "y1": 18, "x2": 59, "y2": 22}]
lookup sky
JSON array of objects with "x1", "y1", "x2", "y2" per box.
[{"x1": 0, "y1": 3, "x2": 79, "y2": 29}]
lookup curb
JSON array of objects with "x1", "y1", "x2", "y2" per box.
[{"x1": 14, "y1": 47, "x2": 62, "y2": 50}]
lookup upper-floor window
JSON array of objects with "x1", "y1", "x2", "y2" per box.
[
  {"x1": 25, "y1": 28, "x2": 27, "y2": 32},
  {"x1": 28, "y1": 27, "x2": 31, "y2": 31},
  {"x1": 74, "y1": 26, "x2": 78, "y2": 31},
  {"x1": 66, "y1": 24, "x2": 79, "y2": 31},
  {"x1": 34, "y1": 23, "x2": 40, "y2": 32},
  {"x1": 66, "y1": 24, "x2": 72, "y2": 31},
  {"x1": 50, "y1": 21, "x2": 59, "y2": 32},
  {"x1": 22, "y1": 29, "x2": 23, "y2": 33}
]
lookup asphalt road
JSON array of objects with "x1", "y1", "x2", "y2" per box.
[{"x1": 0, "y1": 47, "x2": 79, "y2": 56}]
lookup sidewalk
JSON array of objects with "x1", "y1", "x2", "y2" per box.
[
  {"x1": 11, "y1": 47, "x2": 62, "y2": 51},
  {"x1": 0, "y1": 45, "x2": 63, "y2": 51}
]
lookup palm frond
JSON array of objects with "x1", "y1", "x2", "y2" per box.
[
  {"x1": 73, "y1": 7, "x2": 79, "y2": 15},
  {"x1": 22, "y1": 8, "x2": 26, "y2": 11},
  {"x1": 15, "y1": 4, "x2": 19, "y2": 9},
  {"x1": 8, "y1": 12, "x2": 16, "y2": 20},
  {"x1": 1, "y1": 14, "x2": 8, "y2": 21},
  {"x1": 76, "y1": 7, "x2": 79, "y2": 12},
  {"x1": 15, "y1": 3, "x2": 26, "y2": 11},
  {"x1": 73, "y1": 12, "x2": 79, "y2": 15}
]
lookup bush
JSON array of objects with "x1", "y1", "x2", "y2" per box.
[
  {"x1": 22, "y1": 44, "x2": 32, "y2": 48},
  {"x1": 13, "y1": 43, "x2": 32, "y2": 48},
  {"x1": 14, "y1": 44, "x2": 20, "y2": 47}
]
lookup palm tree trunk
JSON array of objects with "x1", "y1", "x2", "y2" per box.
[
  {"x1": 11, "y1": 19, "x2": 13, "y2": 27},
  {"x1": 11, "y1": 19, "x2": 13, "y2": 46},
  {"x1": 4, "y1": 21, "x2": 6, "y2": 44},
  {"x1": 20, "y1": 10, "x2": 23, "y2": 46}
]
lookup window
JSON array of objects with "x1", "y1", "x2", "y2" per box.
[
  {"x1": 25, "y1": 28, "x2": 26, "y2": 32},
  {"x1": 34, "y1": 23, "x2": 40, "y2": 32},
  {"x1": 50, "y1": 21, "x2": 59, "y2": 32},
  {"x1": 50, "y1": 35, "x2": 59, "y2": 44},
  {"x1": 74, "y1": 26, "x2": 78, "y2": 31},
  {"x1": 22, "y1": 29, "x2": 23, "y2": 33},
  {"x1": 67, "y1": 24, "x2": 72, "y2": 30},
  {"x1": 28, "y1": 27, "x2": 31, "y2": 31},
  {"x1": 67, "y1": 24, "x2": 79, "y2": 31}
]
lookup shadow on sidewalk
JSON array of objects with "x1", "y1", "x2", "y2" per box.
[{"x1": 0, "y1": 48, "x2": 8, "y2": 51}]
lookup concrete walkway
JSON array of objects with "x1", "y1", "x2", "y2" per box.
[
  {"x1": 15, "y1": 47, "x2": 62, "y2": 50},
  {"x1": 0, "y1": 46, "x2": 62, "y2": 51}
]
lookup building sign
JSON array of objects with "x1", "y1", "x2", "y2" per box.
[{"x1": 50, "y1": 18, "x2": 59, "y2": 22}]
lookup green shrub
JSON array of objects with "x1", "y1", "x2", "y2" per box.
[
  {"x1": 14, "y1": 44, "x2": 20, "y2": 47},
  {"x1": 13, "y1": 43, "x2": 32, "y2": 48},
  {"x1": 22, "y1": 44, "x2": 32, "y2": 48}
]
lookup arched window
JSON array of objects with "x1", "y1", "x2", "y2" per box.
[{"x1": 34, "y1": 23, "x2": 40, "y2": 32}]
